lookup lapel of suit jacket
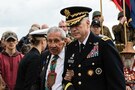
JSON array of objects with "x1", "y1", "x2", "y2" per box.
[
  {"x1": 44, "y1": 53, "x2": 51, "y2": 79},
  {"x1": 40, "y1": 52, "x2": 51, "y2": 89}
]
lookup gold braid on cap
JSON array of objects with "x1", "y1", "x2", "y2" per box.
[
  {"x1": 71, "y1": 11, "x2": 89, "y2": 18},
  {"x1": 64, "y1": 9, "x2": 89, "y2": 19},
  {"x1": 66, "y1": 14, "x2": 87, "y2": 26}
]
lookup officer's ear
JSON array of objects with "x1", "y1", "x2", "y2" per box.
[
  {"x1": 86, "y1": 19, "x2": 90, "y2": 28},
  {"x1": 86, "y1": 19, "x2": 90, "y2": 25}
]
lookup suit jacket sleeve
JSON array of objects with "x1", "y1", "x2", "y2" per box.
[
  {"x1": 24, "y1": 54, "x2": 41, "y2": 90},
  {"x1": 62, "y1": 46, "x2": 75, "y2": 90},
  {"x1": 100, "y1": 39, "x2": 126, "y2": 90}
]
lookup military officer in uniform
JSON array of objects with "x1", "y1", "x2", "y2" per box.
[{"x1": 60, "y1": 6, "x2": 126, "y2": 90}]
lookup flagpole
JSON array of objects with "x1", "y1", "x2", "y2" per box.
[
  {"x1": 100, "y1": 0, "x2": 103, "y2": 35},
  {"x1": 123, "y1": 0, "x2": 127, "y2": 45}
]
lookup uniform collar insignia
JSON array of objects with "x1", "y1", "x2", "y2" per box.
[
  {"x1": 93, "y1": 42, "x2": 98, "y2": 45},
  {"x1": 70, "y1": 54, "x2": 74, "y2": 59},
  {"x1": 47, "y1": 55, "x2": 49, "y2": 59},
  {"x1": 89, "y1": 42, "x2": 92, "y2": 45}
]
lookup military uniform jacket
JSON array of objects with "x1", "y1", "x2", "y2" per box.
[
  {"x1": 112, "y1": 23, "x2": 135, "y2": 45},
  {"x1": 40, "y1": 50, "x2": 51, "y2": 90},
  {"x1": 102, "y1": 25, "x2": 112, "y2": 40},
  {"x1": 63, "y1": 32, "x2": 126, "y2": 90}
]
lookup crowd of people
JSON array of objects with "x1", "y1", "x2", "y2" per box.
[{"x1": 0, "y1": 6, "x2": 135, "y2": 90}]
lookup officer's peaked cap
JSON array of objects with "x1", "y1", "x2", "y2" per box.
[{"x1": 60, "y1": 6, "x2": 92, "y2": 27}]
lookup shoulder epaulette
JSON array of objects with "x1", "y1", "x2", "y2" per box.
[{"x1": 101, "y1": 36, "x2": 111, "y2": 41}]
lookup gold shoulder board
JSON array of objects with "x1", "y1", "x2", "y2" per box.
[{"x1": 101, "y1": 36, "x2": 111, "y2": 41}]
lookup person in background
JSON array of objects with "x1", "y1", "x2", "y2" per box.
[
  {"x1": 20, "y1": 44, "x2": 31, "y2": 55},
  {"x1": 14, "y1": 29, "x2": 47, "y2": 90},
  {"x1": 58, "y1": 20, "x2": 73, "y2": 44},
  {"x1": 0, "y1": 32, "x2": 7, "y2": 52},
  {"x1": 0, "y1": 31, "x2": 24, "y2": 90},
  {"x1": 17, "y1": 23, "x2": 41, "y2": 52},
  {"x1": 59, "y1": 20, "x2": 69, "y2": 34},
  {"x1": 30, "y1": 24, "x2": 41, "y2": 32},
  {"x1": 60, "y1": 6, "x2": 125, "y2": 90},
  {"x1": 40, "y1": 26, "x2": 67, "y2": 90},
  {"x1": 92, "y1": 11, "x2": 112, "y2": 39},
  {"x1": 0, "y1": 40, "x2": 2, "y2": 52},
  {"x1": 112, "y1": 11, "x2": 135, "y2": 90},
  {"x1": 90, "y1": 19, "x2": 105, "y2": 37},
  {"x1": 112, "y1": 11, "x2": 135, "y2": 52},
  {"x1": 41, "y1": 24, "x2": 49, "y2": 29}
]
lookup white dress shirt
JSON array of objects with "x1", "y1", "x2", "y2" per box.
[{"x1": 46, "y1": 48, "x2": 65, "y2": 90}]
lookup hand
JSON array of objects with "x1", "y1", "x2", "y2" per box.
[
  {"x1": 120, "y1": 17, "x2": 127, "y2": 25},
  {"x1": 126, "y1": 86, "x2": 132, "y2": 90},
  {"x1": 99, "y1": 16, "x2": 104, "y2": 23},
  {"x1": 64, "y1": 69, "x2": 74, "y2": 81},
  {"x1": 0, "y1": 75, "x2": 6, "y2": 90}
]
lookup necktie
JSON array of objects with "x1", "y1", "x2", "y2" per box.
[
  {"x1": 80, "y1": 43, "x2": 85, "y2": 52},
  {"x1": 46, "y1": 55, "x2": 59, "y2": 90}
]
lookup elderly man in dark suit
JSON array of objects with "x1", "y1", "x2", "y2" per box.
[{"x1": 40, "y1": 26, "x2": 67, "y2": 90}]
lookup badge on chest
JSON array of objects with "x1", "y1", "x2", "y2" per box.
[
  {"x1": 68, "y1": 54, "x2": 75, "y2": 63},
  {"x1": 87, "y1": 42, "x2": 99, "y2": 58},
  {"x1": 47, "y1": 71, "x2": 57, "y2": 88}
]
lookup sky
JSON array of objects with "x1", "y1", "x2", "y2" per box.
[{"x1": 0, "y1": 0, "x2": 120, "y2": 40}]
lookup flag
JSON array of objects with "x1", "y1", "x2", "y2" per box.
[
  {"x1": 121, "y1": 0, "x2": 131, "y2": 21},
  {"x1": 112, "y1": 0, "x2": 135, "y2": 29},
  {"x1": 130, "y1": 0, "x2": 135, "y2": 29},
  {"x1": 111, "y1": 0, "x2": 123, "y2": 11}
]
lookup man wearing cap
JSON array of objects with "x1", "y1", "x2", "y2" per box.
[
  {"x1": 112, "y1": 11, "x2": 135, "y2": 52},
  {"x1": 14, "y1": 29, "x2": 47, "y2": 90},
  {"x1": 60, "y1": 6, "x2": 125, "y2": 90},
  {"x1": 41, "y1": 24, "x2": 49, "y2": 29},
  {"x1": 58, "y1": 20, "x2": 73, "y2": 44},
  {"x1": 0, "y1": 31, "x2": 24, "y2": 90},
  {"x1": 92, "y1": 11, "x2": 112, "y2": 39},
  {"x1": 90, "y1": 19, "x2": 103, "y2": 37}
]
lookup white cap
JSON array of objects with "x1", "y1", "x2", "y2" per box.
[{"x1": 29, "y1": 28, "x2": 48, "y2": 37}]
